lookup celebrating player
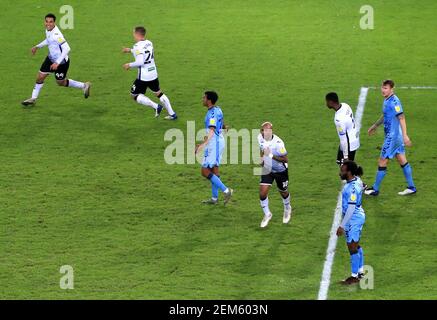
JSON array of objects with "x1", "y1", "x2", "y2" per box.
[
  {"x1": 122, "y1": 26, "x2": 177, "y2": 120},
  {"x1": 22, "y1": 13, "x2": 91, "y2": 106},
  {"x1": 195, "y1": 91, "x2": 233, "y2": 205},
  {"x1": 258, "y1": 122, "x2": 291, "y2": 228},
  {"x1": 325, "y1": 92, "x2": 360, "y2": 165},
  {"x1": 365, "y1": 80, "x2": 417, "y2": 196},
  {"x1": 336, "y1": 160, "x2": 366, "y2": 285}
]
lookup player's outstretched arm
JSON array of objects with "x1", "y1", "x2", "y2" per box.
[
  {"x1": 398, "y1": 114, "x2": 412, "y2": 147},
  {"x1": 122, "y1": 47, "x2": 132, "y2": 53},
  {"x1": 123, "y1": 53, "x2": 143, "y2": 70},
  {"x1": 368, "y1": 115, "x2": 384, "y2": 136},
  {"x1": 32, "y1": 39, "x2": 48, "y2": 55}
]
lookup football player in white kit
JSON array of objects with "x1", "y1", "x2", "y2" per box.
[
  {"x1": 122, "y1": 26, "x2": 177, "y2": 120},
  {"x1": 325, "y1": 92, "x2": 360, "y2": 165},
  {"x1": 258, "y1": 122, "x2": 292, "y2": 228},
  {"x1": 22, "y1": 13, "x2": 91, "y2": 106}
]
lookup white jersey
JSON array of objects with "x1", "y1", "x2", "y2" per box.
[
  {"x1": 334, "y1": 103, "x2": 360, "y2": 153},
  {"x1": 258, "y1": 133, "x2": 288, "y2": 173},
  {"x1": 45, "y1": 26, "x2": 69, "y2": 64},
  {"x1": 131, "y1": 40, "x2": 158, "y2": 81}
]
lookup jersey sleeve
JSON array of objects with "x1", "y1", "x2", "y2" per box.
[
  {"x1": 53, "y1": 31, "x2": 67, "y2": 45},
  {"x1": 336, "y1": 117, "x2": 348, "y2": 137},
  {"x1": 207, "y1": 113, "x2": 218, "y2": 128},
  {"x1": 348, "y1": 187, "x2": 358, "y2": 205},
  {"x1": 275, "y1": 140, "x2": 288, "y2": 156},
  {"x1": 393, "y1": 99, "x2": 404, "y2": 116}
]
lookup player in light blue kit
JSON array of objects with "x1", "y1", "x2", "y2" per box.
[
  {"x1": 195, "y1": 91, "x2": 233, "y2": 205},
  {"x1": 337, "y1": 160, "x2": 366, "y2": 285},
  {"x1": 365, "y1": 80, "x2": 416, "y2": 196}
]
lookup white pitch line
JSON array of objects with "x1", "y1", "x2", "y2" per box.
[
  {"x1": 368, "y1": 86, "x2": 437, "y2": 90},
  {"x1": 317, "y1": 86, "x2": 369, "y2": 300}
]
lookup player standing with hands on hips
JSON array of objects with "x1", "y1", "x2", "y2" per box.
[{"x1": 22, "y1": 13, "x2": 91, "y2": 106}]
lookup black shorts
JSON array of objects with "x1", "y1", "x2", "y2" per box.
[
  {"x1": 260, "y1": 169, "x2": 289, "y2": 192},
  {"x1": 40, "y1": 56, "x2": 70, "y2": 80},
  {"x1": 130, "y1": 78, "x2": 160, "y2": 95},
  {"x1": 337, "y1": 146, "x2": 356, "y2": 163}
]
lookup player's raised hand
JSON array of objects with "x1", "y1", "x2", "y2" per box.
[
  {"x1": 195, "y1": 143, "x2": 203, "y2": 154},
  {"x1": 368, "y1": 125, "x2": 377, "y2": 136},
  {"x1": 122, "y1": 47, "x2": 131, "y2": 53},
  {"x1": 404, "y1": 135, "x2": 412, "y2": 147},
  {"x1": 31, "y1": 47, "x2": 38, "y2": 55},
  {"x1": 123, "y1": 63, "x2": 130, "y2": 70}
]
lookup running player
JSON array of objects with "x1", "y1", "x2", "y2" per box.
[
  {"x1": 365, "y1": 80, "x2": 417, "y2": 196},
  {"x1": 337, "y1": 160, "x2": 366, "y2": 285},
  {"x1": 22, "y1": 13, "x2": 91, "y2": 106},
  {"x1": 258, "y1": 122, "x2": 291, "y2": 228},
  {"x1": 122, "y1": 26, "x2": 177, "y2": 120},
  {"x1": 195, "y1": 91, "x2": 233, "y2": 205}
]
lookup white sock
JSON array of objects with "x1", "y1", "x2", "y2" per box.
[
  {"x1": 358, "y1": 267, "x2": 364, "y2": 273},
  {"x1": 31, "y1": 83, "x2": 44, "y2": 99},
  {"x1": 260, "y1": 197, "x2": 270, "y2": 215},
  {"x1": 68, "y1": 79, "x2": 85, "y2": 89},
  {"x1": 159, "y1": 94, "x2": 175, "y2": 115},
  {"x1": 137, "y1": 94, "x2": 158, "y2": 110},
  {"x1": 223, "y1": 188, "x2": 229, "y2": 194},
  {"x1": 282, "y1": 194, "x2": 291, "y2": 210}
]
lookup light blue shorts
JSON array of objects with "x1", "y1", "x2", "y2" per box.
[
  {"x1": 345, "y1": 214, "x2": 365, "y2": 243},
  {"x1": 381, "y1": 136, "x2": 405, "y2": 159},
  {"x1": 202, "y1": 136, "x2": 225, "y2": 168}
]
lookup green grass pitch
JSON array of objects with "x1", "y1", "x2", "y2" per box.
[{"x1": 1, "y1": 0, "x2": 437, "y2": 299}]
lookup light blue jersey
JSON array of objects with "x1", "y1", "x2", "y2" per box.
[
  {"x1": 341, "y1": 177, "x2": 365, "y2": 243},
  {"x1": 202, "y1": 106, "x2": 225, "y2": 168},
  {"x1": 381, "y1": 94, "x2": 405, "y2": 158}
]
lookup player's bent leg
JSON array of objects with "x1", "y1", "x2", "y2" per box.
[
  {"x1": 134, "y1": 94, "x2": 162, "y2": 117},
  {"x1": 56, "y1": 79, "x2": 69, "y2": 87},
  {"x1": 22, "y1": 72, "x2": 50, "y2": 106},
  {"x1": 155, "y1": 90, "x2": 177, "y2": 120},
  {"x1": 64, "y1": 79, "x2": 91, "y2": 98},
  {"x1": 396, "y1": 153, "x2": 417, "y2": 195},
  {"x1": 259, "y1": 184, "x2": 272, "y2": 228}
]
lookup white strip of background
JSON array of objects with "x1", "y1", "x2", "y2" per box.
[{"x1": 317, "y1": 87, "x2": 369, "y2": 300}]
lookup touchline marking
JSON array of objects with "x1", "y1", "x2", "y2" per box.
[
  {"x1": 368, "y1": 86, "x2": 437, "y2": 90},
  {"x1": 317, "y1": 86, "x2": 368, "y2": 300}
]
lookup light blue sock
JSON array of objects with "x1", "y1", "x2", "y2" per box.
[
  {"x1": 373, "y1": 166, "x2": 387, "y2": 191},
  {"x1": 401, "y1": 163, "x2": 415, "y2": 189},
  {"x1": 358, "y1": 246, "x2": 364, "y2": 271},
  {"x1": 350, "y1": 251, "x2": 360, "y2": 276},
  {"x1": 211, "y1": 175, "x2": 219, "y2": 199},
  {"x1": 208, "y1": 174, "x2": 227, "y2": 192}
]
